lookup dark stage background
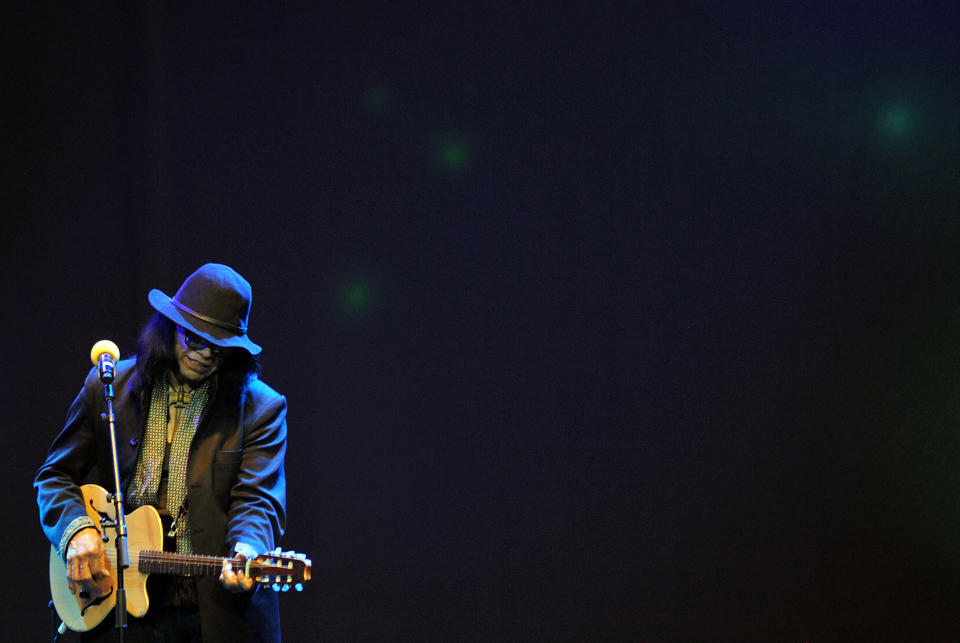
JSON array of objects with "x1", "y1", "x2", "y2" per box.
[{"x1": 5, "y1": 2, "x2": 960, "y2": 641}]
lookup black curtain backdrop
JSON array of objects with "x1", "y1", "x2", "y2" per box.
[{"x1": 5, "y1": 2, "x2": 960, "y2": 641}]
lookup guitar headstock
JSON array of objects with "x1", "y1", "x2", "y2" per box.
[{"x1": 251, "y1": 548, "x2": 312, "y2": 592}]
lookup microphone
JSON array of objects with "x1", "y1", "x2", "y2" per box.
[{"x1": 90, "y1": 340, "x2": 120, "y2": 384}]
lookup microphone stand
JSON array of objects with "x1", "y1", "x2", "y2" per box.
[{"x1": 100, "y1": 373, "x2": 129, "y2": 641}]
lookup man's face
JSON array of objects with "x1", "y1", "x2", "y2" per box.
[{"x1": 173, "y1": 325, "x2": 229, "y2": 384}]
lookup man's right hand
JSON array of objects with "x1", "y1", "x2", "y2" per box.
[{"x1": 65, "y1": 527, "x2": 112, "y2": 600}]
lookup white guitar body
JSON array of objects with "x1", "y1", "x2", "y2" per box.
[{"x1": 49, "y1": 484, "x2": 162, "y2": 632}]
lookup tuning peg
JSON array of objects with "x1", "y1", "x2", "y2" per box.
[
  {"x1": 272, "y1": 583, "x2": 281, "y2": 592},
  {"x1": 295, "y1": 583, "x2": 304, "y2": 592}
]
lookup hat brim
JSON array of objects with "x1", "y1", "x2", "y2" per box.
[{"x1": 148, "y1": 289, "x2": 263, "y2": 355}]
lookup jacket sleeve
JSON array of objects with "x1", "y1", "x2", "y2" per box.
[
  {"x1": 224, "y1": 382, "x2": 288, "y2": 556},
  {"x1": 34, "y1": 368, "x2": 101, "y2": 557}
]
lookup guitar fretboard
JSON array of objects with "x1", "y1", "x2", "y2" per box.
[{"x1": 138, "y1": 550, "x2": 234, "y2": 577}]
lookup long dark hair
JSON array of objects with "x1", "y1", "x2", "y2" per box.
[{"x1": 131, "y1": 312, "x2": 261, "y2": 402}]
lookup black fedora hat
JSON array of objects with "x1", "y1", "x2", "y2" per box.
[{"x1": 148, "y1": 263, "x2": 262, "y2": 355}]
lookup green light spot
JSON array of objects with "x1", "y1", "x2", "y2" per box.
[
  {"x1": 435, "y1": 137, "x2": 470, "y2": 171},
  {"x1": 338, "y1": 278, "x2": 378, "y2": 320},
  {"x1": 344, "y1": 282, "x2": 370, "y2": 311},
  {"x1": 877, "y1": 104, "x2": 916, "y2": 142}
]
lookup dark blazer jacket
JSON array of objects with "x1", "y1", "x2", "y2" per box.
[{"x1": 35, "y1": 358, "x2": 288, "y2": 642}]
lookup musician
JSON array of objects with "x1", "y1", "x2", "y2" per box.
[{"x1": 35, "y1": 263, "x2": 287, "y2": 642}]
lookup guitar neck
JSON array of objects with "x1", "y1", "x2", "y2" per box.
[
  {"x1": 138, "y1": 550, "x2": 231, "y2": 578},
  {"x1": 136, "y1": 548, "x2": 311, "y2": 586}
]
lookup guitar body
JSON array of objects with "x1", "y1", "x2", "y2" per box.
[{"x1": 49, "y1": 484, "x2": 162, "y2": 632}]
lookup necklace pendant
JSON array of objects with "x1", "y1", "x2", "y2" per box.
[{"x1": 167, "y1": 504, "x2": 187, "y2": 538}]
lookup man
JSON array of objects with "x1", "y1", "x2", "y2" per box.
[{"x1": 36, "y1": 263, "x2": 287, "y2": 641}]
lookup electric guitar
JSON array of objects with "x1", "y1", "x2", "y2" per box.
[{"x1": 49, "y1": 484, "x2": 311, "y2": 632}]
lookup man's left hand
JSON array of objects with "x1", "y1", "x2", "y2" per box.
[{"x1": 220, "y1": 555, "x2": 255, "y2": 593}]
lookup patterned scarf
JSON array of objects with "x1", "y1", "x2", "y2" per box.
[{"x1": 127, "y1": 377, "x2": 210, "y2": 553}]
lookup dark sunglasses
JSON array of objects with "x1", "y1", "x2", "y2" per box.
[{"x1": 177, "y1": 326, "x2": 226, "y2": 357}]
